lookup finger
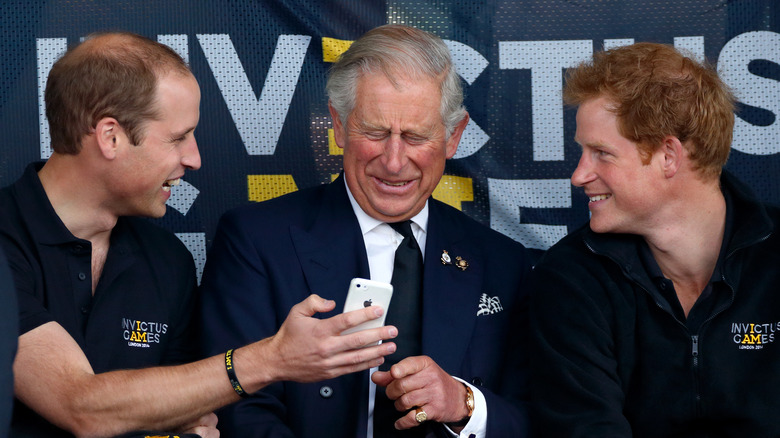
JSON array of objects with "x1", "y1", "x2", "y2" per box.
[
  {"x1": 385, "y1": 360, "x2": 441, "y2": 400},
  {"x1": 340, "y1": 325, "x2": 397, "y2": 349},
  {"x1": 292, "y1": 294, "x2": 335, "y2": 317},
  {"x1": 324, "y1": 345, "x2": 394, "y2": 377},
  {"x1": 395, "y1": 407, "x2": 428, "y2": 430},
  {"x1": 390, "y1": 355, "x2": 431, "y2": 379},
  {"x1": 371, "y1": 369, "x2": 394, "y2": 387},
  {"x1": 393, "y1": 385, "x2": 429, "y2": 412},
  {"x1": 201, "y1": 412, "x2": 219, "y2": 427},
  {"x1": 180, "y1": 412, "x2": 218, "y2": 431},
  {"x1": 330, "y1": 305, "x2": 385, "y2": 333},
  {"x1": 189, "y1": 426, "x2": 220, "y2": 438}
]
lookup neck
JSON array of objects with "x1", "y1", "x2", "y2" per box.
[
  {"x1": 643, "y1": 177, "x2": 726, "y2": 315},
  {"x1": 38, "y1": 153, "x2": 118, "y2": 242}
]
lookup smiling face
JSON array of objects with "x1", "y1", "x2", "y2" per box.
[
  {"x1": 112, "y1": 72, "x2": 201, "y2": 218},
  {"x1": 331, "y1": 72, "x2": 466, "y2": 223},
  {"x1": 571, "y1": 96, "x2": 665, "y2": 235}
]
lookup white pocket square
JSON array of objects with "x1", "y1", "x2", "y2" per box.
[{"x1": 476, "y1": 293, "x2": 503, "y2": 316}]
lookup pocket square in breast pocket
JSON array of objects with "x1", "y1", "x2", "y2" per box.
[{"x1": 476, "y1": 293, "x2": 503, "y2": 316}]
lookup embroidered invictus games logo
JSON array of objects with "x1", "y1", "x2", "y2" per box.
[
  {"x1": 122, "y1": 318, "x2": 169, "y2": 348},
  {"x1": 731, "y1": 322, "x2": 780, "y2": 350}
]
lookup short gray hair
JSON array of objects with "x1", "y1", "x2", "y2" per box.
[{"x1": 326, "y1": 24, "x2": 466, "y2": 137}]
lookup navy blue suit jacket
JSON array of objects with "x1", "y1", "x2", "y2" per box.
[{"x1": 199, "y1": 176, "x2": 531, "y2": 437}]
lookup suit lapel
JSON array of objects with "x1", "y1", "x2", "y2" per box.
[
  {"x1": 421, "y1": 201, "x2": 483, "y2": 373},
  {"x1": 289, "y1": 176, "x2": 370, "y2": 308},
  {"x1": 288, "y1": 177, "x2": 371, "y2": 433}
]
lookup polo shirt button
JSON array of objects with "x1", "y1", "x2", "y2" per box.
[
  {"x1": 78, "y1": 272, "x2": 87, "y2": 281},
  {"x1": 471, "y1": 377, "x2": 483, "y2": 386},
  {"x1": 80, "y1": 306, "x2": 89, "y2": 314},
  {"x1": 319, "y1": 386, "x2": 333, "y2": 398}
]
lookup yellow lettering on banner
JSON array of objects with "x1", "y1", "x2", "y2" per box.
[
  {"x1": 247, "y1": 175, "x2": 299, "y2": 202},
  {"x1": 328, "y1": 129, "x2": 343, "y2": 155},
  {"x1": 322, "y1": 37, "x2": 353, "y2": 63},
  {"x1": 433, "y1": 175, "x2": 474, "y2": 211},
  {"x1": 246, "y1": 175, "x2": 472, "y2": 208}
]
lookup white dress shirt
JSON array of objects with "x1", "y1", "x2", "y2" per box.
[{"x1": 344, "y1": 178, "x2": 487, "y2": 438}]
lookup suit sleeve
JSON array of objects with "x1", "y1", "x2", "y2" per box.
[
  {"x1": 528, "y1": 258, "x2": 632, "y2": 438},
  {"x1": 198, "y1": 210, "x2": 295, "y2": 438}
]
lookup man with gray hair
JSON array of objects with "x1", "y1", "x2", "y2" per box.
[{"x1": 199, "y1": 24, "x2": 532, "y2": 437}]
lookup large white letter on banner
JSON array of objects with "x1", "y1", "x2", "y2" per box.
[
  {"x1": 498, "y1": 40, "x2": 592, "y2": 161},
  {"x1": 444, "y1": 39, "x2": 491, "y2": 159},
  {"x1": 198, "y1": 34, "x2": 311, "y2": 155},
  {"x1": 36, "y1": 37, "x2": 67, "y2": 159},
  {"x1": 718, "y1": 31, "x2": 780, "y2": 155},
  {"x1": 488, "y1": 178, "x2": 571, "y2": 250}
]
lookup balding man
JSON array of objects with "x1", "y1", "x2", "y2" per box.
[{"x1": 0, "y1": 32, "x2": 396, "y2": 438}]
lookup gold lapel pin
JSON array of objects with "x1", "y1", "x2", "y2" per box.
[{"x1": 455, "y1": 256, "x2": 469, "y2": 271}]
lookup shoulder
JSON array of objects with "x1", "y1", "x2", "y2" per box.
[
  {"x1": 219, "y1": 183, "x2": 331, "y2": 229},
  {"x1": 530, "y1": 223, "x2": 608, "y2": 285},
  {"x1": 121, "y1": 217, "x2": 193, "y2": 269},
  {"x1": 0, "y1": 179, "x2": 25, "y2": 226},
  {"x1": 0, "y1": 189, "x2": 23, "y2": 238},
  {"x1": 430, "y1": 199, "x2": 525, "y2": 251},
  {"x1": 539, "y1": 223, "x2": 591, "y2": 261}
]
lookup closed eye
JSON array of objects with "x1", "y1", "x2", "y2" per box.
[
  {"x1": 402, "y1": 133, "x2": 428, "y2": 145},
  {"x1": 364, "y1": 131, "x2": 389, "y2": 141}
]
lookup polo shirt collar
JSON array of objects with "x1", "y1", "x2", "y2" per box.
[{"x1": 13, "y1": 162, "x2": 80, "y2": 246}]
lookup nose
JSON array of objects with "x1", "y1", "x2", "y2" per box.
[
  {"x1": 382, "y1": 134, "x2": 406, "y2": 174},
  {"x1": 570, "y1": 151, "x2": 595, "y2": 187},
  {"x1": 182, "y1": 136, "x2": 202, "y2": 171}
]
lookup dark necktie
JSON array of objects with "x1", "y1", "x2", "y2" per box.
[{"x1": 374, "y1": 220, "x2": 424, "y2": 438}]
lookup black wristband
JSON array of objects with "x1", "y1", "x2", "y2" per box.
[{"x1": 225, "y1": 348, "x2": 249, "y2": 398}]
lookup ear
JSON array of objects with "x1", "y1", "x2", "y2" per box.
[
  {"x1": 444, "y1": 112, "x2": 470, "y2": 159},
  {"x1": 660, "y1": 135, "x2": 684, "y2": 178},
  {"x1": 94, "y1": 117, "x2": 121, "y2": 160},
  {"x1": 328, "y1": 102, "x2": 346, "y2": 151}
]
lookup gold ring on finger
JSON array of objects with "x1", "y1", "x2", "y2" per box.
[{"x1": 414, "y1": 407, "x2": 428, "y2": 423}]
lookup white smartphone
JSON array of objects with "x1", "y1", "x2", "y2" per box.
[{"x1": 341, "y1": 278, "x2": 393, "y2": 338}]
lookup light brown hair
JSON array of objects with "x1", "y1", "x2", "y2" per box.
[
  {"x1": 45, "y1": 32, "x2": 191, "y2": 154},
  {"x1": 564, "y1": 42, "x2": 735, "y2": 179}
]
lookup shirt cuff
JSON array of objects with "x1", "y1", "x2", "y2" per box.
[{"x1": 442, "y1": 377, "x2": 487, "y2": 438}]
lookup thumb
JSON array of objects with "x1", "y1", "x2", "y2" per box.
[
  {"x1": 371, "y1": 369, "x2": 393, "y2": 387},
  {"x1": 293, "y1": 294, "x2": 336, "y2": 317}
]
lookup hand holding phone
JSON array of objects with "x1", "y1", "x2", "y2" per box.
[{"x1": 341, "y1": 278, "x2": 393, "y2": 338}]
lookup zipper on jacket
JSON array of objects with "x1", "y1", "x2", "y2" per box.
[
  {"x1": 584, "y1": 239, "x2": 710, "y2": 418},
  {"x1": 691, "y1": 335, "x2": 702, "y2": 413}
]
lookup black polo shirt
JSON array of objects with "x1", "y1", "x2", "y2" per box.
[
  {"x1": 0, "y1": 163, "x2": 199, "y2": 436},
  {"x1": 0, "y1": 247, "x2": 18, "y2": 437},
  {"x1": 638, "y1": 188, "x2": 736, "y2": 333}
]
